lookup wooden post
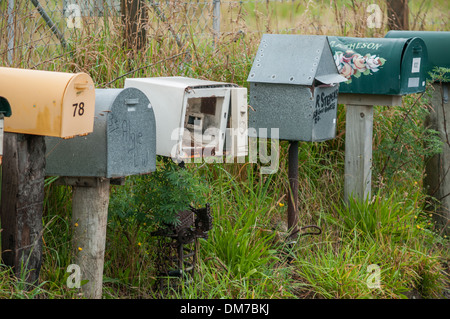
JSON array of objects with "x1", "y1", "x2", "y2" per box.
[
  {"x1": 66, "y1": 177, "x2": 110, "y2": 299},
  {"x1": 424, "y1": 82, "x2": 450, "y2": 235},
  {"x1": 339, "y1": 93, "x2": 402, "y2": 204},
  {"x1": 287, "y1": 141, "x2": 300, "y2": 238},
  {"x1": 386, "y1": 0, "x2": 409, "y2": 30},
  {"x1": 344, "y1": 105, "x2": 374, "y2": 203},
  {"x1": 121, "y1": 0, "x2": 147, "y2": 51},
  {"x1": 0, "y1": 132, "x2": 45, "y2": 285}
]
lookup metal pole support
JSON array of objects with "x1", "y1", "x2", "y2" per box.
[
  {"x1": 287, "y1": 141, "x2": 300, "y2": 238},
  {"x1": 212, "y1": 0, "x2": 221, "y2": 46}
]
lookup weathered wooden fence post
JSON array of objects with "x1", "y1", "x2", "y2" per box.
[
  {"x1": 424, "y1": 82, "x2": 450, "y2": 235},
  {"x1": 343, "y1": 104, "x2": 374, "y2": 202},
  {"x1": 62, "y1": 177, "x2": 110, "y2": 299},
  {"x1": 121, "y1": 0, "x2": 147, "y2": 51},
  {"x1": 339, "y1": 94, "x2": 402, "y2": 204},
  {"x1": 1, "y1": 133, "x2": 45, "y2": 285}
]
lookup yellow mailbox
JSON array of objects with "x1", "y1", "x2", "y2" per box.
[{"x1": 0, "y1": 67, "x2": 95, "y2": 138}]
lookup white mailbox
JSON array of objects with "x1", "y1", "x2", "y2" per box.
[{"x1": 124, "y1": 76, "x2": 248, "y2": 161}]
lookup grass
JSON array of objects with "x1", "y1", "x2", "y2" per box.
[{"x1": 0, "y1": 0, "x2": 449, "y2": 299}]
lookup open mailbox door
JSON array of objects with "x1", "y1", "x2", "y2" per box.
[{"x1": 125, "y1": 76, "x2": 248, "y2": 161}]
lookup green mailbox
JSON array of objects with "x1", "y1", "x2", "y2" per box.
[
  {"x1": 0, "y1": 97, "x2": 12, "y2": 117},
  {"x1": 385, "y1": 31, "x2": 450, "y2": 236},
  {"x1": 328, "y1": 36, "x2": 428, "y2": 95},
  {"x1": 0, "y1": 96, "x2": 12, "y2": 163},
  {"x1": 385, "y1": 31, "x2": 450, "y2": 82}
]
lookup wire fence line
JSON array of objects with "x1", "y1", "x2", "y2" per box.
[{"x1": 2, "y1": 0, "x2": 326, "y2": 67}]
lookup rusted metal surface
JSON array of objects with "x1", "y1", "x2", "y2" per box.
[{"x1": 151, "y1": 204, "x2": 212, "y2": 284}]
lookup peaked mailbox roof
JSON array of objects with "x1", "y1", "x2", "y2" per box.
[{"x1": 247, "y1": 34, "x2": 347, "y2": 86}]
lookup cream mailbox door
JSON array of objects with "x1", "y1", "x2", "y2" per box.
[{"x1": 0, "y1": 67, "x2": 95, "y2": 138}]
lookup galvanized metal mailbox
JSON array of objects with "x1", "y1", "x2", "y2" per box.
[
  {"x1": 0, "y1": 67, "x2": 95, "y2": 138},
  {"x1": 0, "y1": 96, "x2": 12, "y2": 163},
  {"x1": 45, "y1": 88, "x2": 156, "y2": 178},
  {"x1": 328, "y1": 36, "x2": 428, "y2": 95},
  {"x1": 124, "y1": 76, "x2": 248, "y2": 160},
  {"x1": 247, "y1": 34, "x2": 347, "y2": 142},
  {"x1": 385, "y1": 31, "x2": 450, "y2": 82}
]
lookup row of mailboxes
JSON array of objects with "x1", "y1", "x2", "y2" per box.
[
  {"x1": 247, "y1": 32, "x2": 434, "y2": 142},
  {"x1": 1, "y1": 31, "x2": 446, "y2": 178},
  {"x1": 44, "y1": 77, "x2": 247, "y2": 177},
  {"x1": 0, "y1": 67, "x2": 248, "y2": 179}
]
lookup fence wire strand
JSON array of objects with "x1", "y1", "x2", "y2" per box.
[
  {"x1": 1, "y1": 0, "x2": 331, "y2": 67},
  {"x1": 1, "y1": 1, "x2": 448, "y2": 69}
]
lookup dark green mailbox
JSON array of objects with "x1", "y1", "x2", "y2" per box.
[
  {"x1": 385, "y1": 31, "x2": 450, "y2": 82},
  {"x1": 328, "y1": 36, "x2": 428, "y2": 95},
  {"x1": 0, "y1": 96, "x2": 12, "y2": 117},
  {"x1": 385, "y1": 31, "x2": 450, "y2": 236},
  {"x1": 0, "y1": 96, "x2": 12, "y2": 162}
]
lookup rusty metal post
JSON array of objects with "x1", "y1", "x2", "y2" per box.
[{"x1": 287, "y1": 141, "x2": 299, "y2": 239}]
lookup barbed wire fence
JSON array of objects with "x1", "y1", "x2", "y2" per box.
[
  {"x1": 1, "y1": 1, "x2": 448, "y2": 69},
  {"x1": 1, "y1": 0, "x2": 338, "y2": 69}
]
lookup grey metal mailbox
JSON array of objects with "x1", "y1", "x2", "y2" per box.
[
  {"x1": 247, "y1": 34, "x2": 347, "y2": 141},
  {"x1": 45, "y1": 87, "x2": 156, "y2": 178}
]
